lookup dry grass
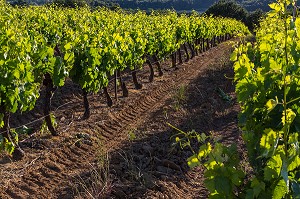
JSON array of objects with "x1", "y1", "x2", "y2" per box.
[{"x1": 74, "y1": 145, "x2": 113, "y2": 199}]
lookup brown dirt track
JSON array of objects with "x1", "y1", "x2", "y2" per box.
[{"x1": 0, "y1": 39, "x2": 246, "y2": 198}]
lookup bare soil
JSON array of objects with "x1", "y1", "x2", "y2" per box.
[{"x1": 0, "y1": 40, "x2": 245, "y2": 199}]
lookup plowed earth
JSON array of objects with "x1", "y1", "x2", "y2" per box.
[{"x1": 0, "y1": 40, "x2": 246, "y2": 198}]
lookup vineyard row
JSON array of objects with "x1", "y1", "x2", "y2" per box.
[{"x1": 0, "y1": 1, "x2": 249, "y2": 155}]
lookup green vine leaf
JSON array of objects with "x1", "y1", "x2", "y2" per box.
[
  {"x1": 282, "y1": 109, "x2": 296, "y2": 125},
  {"x1": 266, "y1": 98, "x2": 278, "y2": 112},
  {"x1": 260, "y1": 129, "x2": 278, "y2": 157},
  {"x1": 214, "y1": 176, "x2": 231, "y2": 196},
  {"x1": 187, "y1": 154, "x2": 200, "y2": 169},
  {"x1": 251, "y1": 177, "x2": 265, "y2": 198},
  {"x1": 273, "y1": 179, "x2": 287, "y2": 199}
]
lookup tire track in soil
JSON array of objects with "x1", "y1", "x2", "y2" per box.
[
  {"x1": 0, "y1": 41, "x2": 234, "y2": 198},
  {"x1": 94, "y1": 48, "x2": 226, "y2": 148}
]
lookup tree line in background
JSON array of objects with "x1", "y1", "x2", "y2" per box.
[{"x1": 206, "y1": 0, "x2": 264, "y2": 31}]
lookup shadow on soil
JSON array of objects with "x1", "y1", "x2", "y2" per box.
[{"x1": 72, "y1": 61, "x2": 241, "y2": 198}]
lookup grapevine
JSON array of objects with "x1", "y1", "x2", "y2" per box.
[
  {"x1": 170, "y1": 1, "x2": 300, "y2": 198},
  {"x1": 175, "y1": 0, "x2": 300, "y2": 198}
]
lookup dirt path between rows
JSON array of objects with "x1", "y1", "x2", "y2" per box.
[{"x1": 0, "y1": 39, "x2": 245, "y2": 198}]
